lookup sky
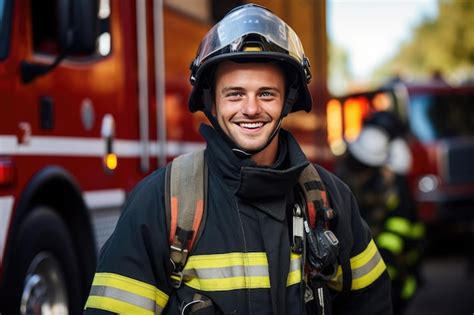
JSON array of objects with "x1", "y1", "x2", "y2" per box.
[{"x1": 327, "y1": 0, "x2": 439, "y2": 81}]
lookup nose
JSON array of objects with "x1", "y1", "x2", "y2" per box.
[{"x1": 241, "y1": 95, "x2": 261, "y2": 116}]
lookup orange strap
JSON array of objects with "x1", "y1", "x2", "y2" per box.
[
  {"x1": 169, "y1": 196, "x2": 179, "y2": 243},
  {"x1": 189, "y1": 199, "x2": 204, "y2": 250},
  {"x1": 307, "y1": 201, "x2": 316, "y2": 229}
]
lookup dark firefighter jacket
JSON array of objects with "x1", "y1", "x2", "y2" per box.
[{"x1": 84, "y1": 125, "x2": 392, "y2": 315}]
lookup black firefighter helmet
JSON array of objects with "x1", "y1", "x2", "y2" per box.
[{"x1": 188, "y1": 3, "x2": 313, "y2": 117}]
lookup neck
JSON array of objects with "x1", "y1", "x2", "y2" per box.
[{"x1": 250, "y1": 135, "x2": 280, "y2": 166}]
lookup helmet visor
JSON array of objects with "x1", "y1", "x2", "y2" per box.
[{"x1": 194, "y1": 6, "x2": 306, "y2": 66}]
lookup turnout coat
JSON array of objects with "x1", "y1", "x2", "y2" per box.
[{"x1": 84, "y1": 125, "x2": 392, "y2": 315}]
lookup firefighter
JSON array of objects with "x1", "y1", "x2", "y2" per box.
[
  {"x1": 84, "y1": 4, "x2": 391, "y2": 314},
  {"x1": 383, "y1": 121, "x2": 426, "y2": 315},
  {"x1": 336, "y1": 111, "x2": 425, "y2": 315}
]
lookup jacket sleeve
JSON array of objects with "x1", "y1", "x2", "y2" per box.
[
  {"x1": 83, "y1": 168, "x2": 173, "y2": 314},
  {"x1": 316, "y1": 165, "x2": 393, "y2": 315}
]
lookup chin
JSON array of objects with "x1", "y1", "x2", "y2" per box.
[
  {"x1": 235, "y1": 140, "x2": 266, "y2": 152},
  {"x1": 240, "y1": 146, "x2": 262, "y2": 153}
]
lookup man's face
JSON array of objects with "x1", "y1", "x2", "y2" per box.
[{"x1": 214, "y1": 61, "x2": 285, "y2": 154}]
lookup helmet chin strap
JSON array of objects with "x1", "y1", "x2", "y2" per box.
[
  {"x1": 231, "y1": 118, "x2": 282, "y2": 158},
  {"x1": 202, "y1": 86, "x2": 298, "y2": 159}
]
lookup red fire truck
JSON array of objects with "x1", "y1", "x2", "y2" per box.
[
  {"x1": 326, "y1": 80, "x2": 474, "y2": 227},
  {"x1": 0, "y1": 0, "x2": 330, "y2": 313}
]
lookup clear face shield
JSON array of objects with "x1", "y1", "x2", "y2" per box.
[{"x1": 191, "y1": 6, "x2": 310, "y2": 83}]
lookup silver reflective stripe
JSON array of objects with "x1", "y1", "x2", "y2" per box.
[
  {"x1": 90, "y1": 285, "x2": 163, "y2": 313},
  {"x1": 352, "y1": 250, "x2": 382, "y2": 280},
  {"x1": 289, "y1": 255, "x2": 301, "y2": 272},
  {"x1": 184, "y1": 255, "x2": 301, "y2": 280},
  {"x1": 184, "y1": 264, "x2": 269, "y2": 279},
  {"x1": 329, "y1": 240, "x2": 385, "y2": 291}
]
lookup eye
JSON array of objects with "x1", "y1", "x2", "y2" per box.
[
  {"x1": 259, "y1": 91, "x2": 276, "y2": 99},
  {"x1": 225, "y1": 91, "x2": 244, "y2": 99}
]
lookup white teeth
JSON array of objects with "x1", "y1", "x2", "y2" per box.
[{"x1": 239, "y1": 122, "x2": 264, "y2": 129}]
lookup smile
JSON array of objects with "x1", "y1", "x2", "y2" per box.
[{"x1": 238, "y1": 122, "x2": 264, "y2": 129}]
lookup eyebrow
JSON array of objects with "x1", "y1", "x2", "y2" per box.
[
  {"x1": 219, "y1": 86, "x2": 282, "y2": 94},
  {"x1": 220, "y1": 86, "x2": 245, "y2": 94},
  {"x1": 259, "y1": 87, "x2": 282, "y2": 93}
]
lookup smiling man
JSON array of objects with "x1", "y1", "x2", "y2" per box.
[
  {"x1": 214, "y1": 61, "x2": 285, "y2": 165},
  {"x1": 84, "y1": 4, "x2": 392, "y2": 315}
]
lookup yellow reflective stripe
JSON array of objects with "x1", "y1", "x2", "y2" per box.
[
  {"x1": 185, "y1": 276, "x2": 270, "y2": 291},
  {"x1": 386, "y1": 191, "x2": 400, "y2": 210},
  {"x1": 351, "y1": 239, "x2": 377, "y2": 269},
  {"x1": 88, "y1": 285, "x2": 161, "y2": 313},
  {"x1": 351, "y1": 247, "x2": 386, "y2": 290},
  {"x1": 411, "y1": 222, "x2": 426, "y2": 239},
  {"x1": 352, "y1": 258, "x2": 386, "y2": 290},
  {"x1": 376, "y1": 232, "x2": 404, "y2": 255},
  {"x1": 90, "y1": 272, "x2": 168, "y2": 309},
  {"x1": 184, "y1": 252, "x2": 302, "y2": 291},
  {"x1": 184, "y1": 252, "x2": 269, "y2": 291},
  {"x1": 328, "y1": 239, "x2": 386, "y2": 291},
  {"x1": 401, "y1": 275, "x2": 417, "y2": 299},
  {"x1": 327, "y1": 266, "x2": 343, "y2": 291},
  {"x1": 286, "y1": 269, "x2": 301, "y2": 286},
  {"x1": 287, "y1": 253, "x2": 302, "y2": 286},
  {"x1": 86, "y1": 296, "x2": 155, "y2": 315},
  {"x1": 185, "y1": 252, "x2": 268, "y2": 269},
  {"x1": 385, "y1": 216, "x2": 412, "y2": 237}
]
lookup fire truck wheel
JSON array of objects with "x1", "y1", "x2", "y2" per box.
[{"x1": 9, "y1": 206, "x2": 82, "y2": 315}]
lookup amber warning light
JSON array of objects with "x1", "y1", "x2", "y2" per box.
[
  {"x1": 0, "y1": 159, "x2": 15, "y2": 185},
  {"x1": 104, "y1": 153, "x2": 118, "y2": 171}
]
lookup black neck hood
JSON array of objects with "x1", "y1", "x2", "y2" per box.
[{"x1": 200, "y1": 124, "x2": 309, "y2": 220}]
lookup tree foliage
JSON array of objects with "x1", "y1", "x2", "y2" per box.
[
  {"x1": 374, "y1": 0, "x2": 474, "y2": 84},
  {"x1": 328, "y1": 42, "x2": 353, "y2": 94}
]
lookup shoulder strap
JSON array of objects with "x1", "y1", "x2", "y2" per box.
[
  {"x1": 298, "y1": 163, "x2": 335, "y2": 229},
  {"x1": 298, "y1": 164, "x2": 354, "y2": 294},
  {"x1": 165, "y1": 149, "x2": 207, "y2": 288}
]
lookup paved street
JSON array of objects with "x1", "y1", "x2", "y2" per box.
[{"x1": 405, "y1": 254, "x2": 474, "y2": 315}]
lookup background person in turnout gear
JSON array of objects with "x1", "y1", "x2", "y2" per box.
[
  {"x1": 335, "y1": 111, "x2": 425, "y2": 315},
  {"x1": 84, "y1": 4, "x2": 392, "y2": 314}
]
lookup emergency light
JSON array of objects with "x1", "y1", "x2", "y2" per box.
[{"x1": 0, "y1": 159, "x2": 15, "y2": 185}]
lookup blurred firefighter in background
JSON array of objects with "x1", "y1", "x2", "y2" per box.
[{"x1": 335, "y1": 111, "x2": 426, "y2": 314}]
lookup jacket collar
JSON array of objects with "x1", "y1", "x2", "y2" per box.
[{"x1": 200, "y1": 124, "x2": 309, "y2": 220}]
